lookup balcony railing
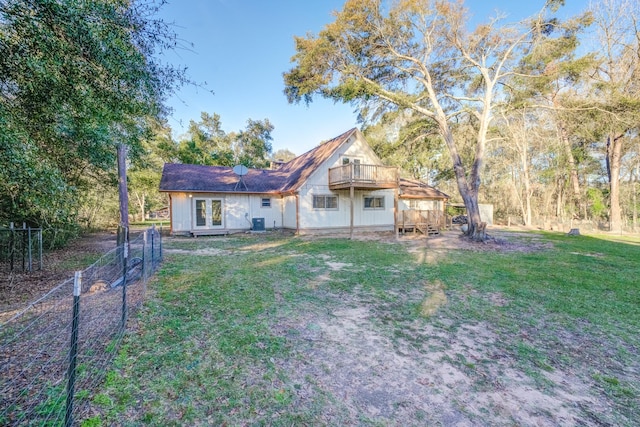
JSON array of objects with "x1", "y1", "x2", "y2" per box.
[{"x1": 328, "y1": 164, "x2": 398, "y2": 189}]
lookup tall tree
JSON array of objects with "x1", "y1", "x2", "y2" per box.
[
  {"x1": 232, "y1": 119, "x2": 274, "y2": 169},
  {"x1": 176, "y1": 113, "x2": 274, "y2": 168},
  {"x1": 177, "y1": 112, "x2": 234, "y2": 166},
  {"x1": 0, "y1": 0, "x2": 185, "y2": 241},
  {"x1": 364, "y1": 110, "x2": 448, "y2": 184},
  {"x1": 586, "y1": 0, "x2": 640, "y2": 233},
  {"x1": 284, "y1": 0, "x2": 580, "y2": 240},
  {"x1": 509, "y1": 12, "x2": 595, "y2": 218},
  {"x1": 271, "y1": 148, "x2": 297, "y2": 163}
]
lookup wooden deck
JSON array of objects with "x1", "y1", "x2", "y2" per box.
[
  {"x1": 328, "y1": 164, "x2": 398, "y2": 190},
  {"x1": 398, "y1": 210, "x2": 446, "y2": 235}
]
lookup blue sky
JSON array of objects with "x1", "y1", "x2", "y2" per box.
[{"x1": 157, "y1": 0, "x2": 587, "y2": 155}]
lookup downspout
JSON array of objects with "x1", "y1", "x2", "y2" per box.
[
  {"x1": 169, "y1": 194, "x2": 173, "y2": 235},
  {"x1": 280, "y1": 195, "x2": 285, "y2": 229},
  {"x1": 295, "y1": 194, "x2": 300, "y2": 235},
  {"x1": 394, "y1": 187, "x2": 399, "y2": 240}
]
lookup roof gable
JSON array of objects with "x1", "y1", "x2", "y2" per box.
[
  {"x1": 160, "y1": 129, "x2": 444, "y2": 200},
  {"x1": 159, "y1": 128, "x2": 357, "y2": 194},
  {"x1": 278, "y1": 128, "x2": 356, "y2": 192}
]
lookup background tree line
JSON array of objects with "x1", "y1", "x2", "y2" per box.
[
  {"x1": 0, "y1": 0, "x2": 186, "y2": 246},
  {"x1": 285, "y1": 0, "x2": 640, "y2": 236},
  {"x1": 364, "y1": 0, "x2": 640, "y2": 233},
  {"x1": 0, "y1": 0, "x2": 278, "y2": 244}
]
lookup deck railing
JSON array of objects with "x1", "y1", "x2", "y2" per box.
[
  {"x1": 397, "y1": 209, "x2": 446, "y2": 229},
  {"x1": 328, "y1": 164, "x2": 398, "y2": 189}
]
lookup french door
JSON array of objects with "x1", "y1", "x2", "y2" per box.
[{"x1": 193, "y1": 198, "x2": 223, "y2": 229}]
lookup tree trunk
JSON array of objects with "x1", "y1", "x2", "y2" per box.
[
  {"x1": 607, "y1": 133, "x2": 623, "y2": 233},
  {"x1": 556, "y1": 177, "x2": 564, "y2": 218},
  {"x1": 513, "y1": 168, "x2": 527, "y2": 225},
  {"x1": 558, "y1": 122, "x2": 581, "y2": 215},
  {"x1": 134, "y1": 192, "x2": 146, "y2": 222},
  {"x1": 521, "y1": 145, "x2": 532, "y2": 227},
  {"x1": 439, "y1": 120, "x2": 486, "y2": 241}
]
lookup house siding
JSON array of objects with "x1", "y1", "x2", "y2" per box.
[
  {"x1": 399, "y1": 199, "x2": 444, "y2": 211},
  {"x1": 171, "y1": 193, "x2": 192, "y2": 233},
  {"x1": 161, "y1": 129, "x2": 448, "y2": 236},
  {"x1": 169, "y1": 192, "x2": 283, "y2": 234},
  {"x1": 282, "y1": 195, "x2": 298, "y2": 229},
  {"x1": 295, "y1": 132, "x2": 396, "y2": 231}
]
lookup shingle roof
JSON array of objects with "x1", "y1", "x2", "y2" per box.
[
  {"x1": 278, "y1": 128, "x2": 356, "y2": 192},
  {"x1": 159, "y1": 128, "x2": 357, "y2": 194},
  {"x1": 159, "y1": 163, "x2": 288, "y2": 193},
  {"x1": 399, "y1": 178, "x2": 450, "y2": 200}
]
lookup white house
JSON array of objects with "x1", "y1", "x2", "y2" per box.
[{"x1": 159, "y1": 128, "x2": 449, "y2": 236}]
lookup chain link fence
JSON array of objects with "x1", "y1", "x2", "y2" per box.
[{"x1": 0, "y1": 226, "x2": 162, "y2": 426}]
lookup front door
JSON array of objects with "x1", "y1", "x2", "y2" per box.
[{"x1": 193, "y1": 198, "x2": 224, "y2": 229}]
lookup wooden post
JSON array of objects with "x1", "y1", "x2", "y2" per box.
[
  {"x1": 117, "y1": 143, "x2": 129, "y2": 248},
  {"x1": 402, "y1": 210, "x2": 405, "y2": 234},
  {"x1": 349, "y1": 185, "x2": 354, "y2": 240},
  {"x1": 394, "y1": 188, "x2": 399, "y2": 239}
]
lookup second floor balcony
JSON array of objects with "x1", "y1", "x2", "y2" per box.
[{"x1": 328, "y1": 163, "x2": 399, "y2": 190}]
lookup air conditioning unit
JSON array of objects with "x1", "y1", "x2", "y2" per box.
[{"x1": 252, "y1": 217, "x2": 265, "y2": 231}]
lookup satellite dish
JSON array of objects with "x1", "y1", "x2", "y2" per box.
[
  {"x1": 233, "y1": 165, "x2": 249, "y2": 176},
  {"x1": 232, "y1": 165, "x2": 249, "y2": 190}
]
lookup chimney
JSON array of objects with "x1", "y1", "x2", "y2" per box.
[{"x1": 270, "y1": 159, "x2": 285, "y2": 170}]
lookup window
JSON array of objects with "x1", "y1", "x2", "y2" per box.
[
  {"x1": 409, "y1": 200, "x2": 420, "y2": 209},
  {"x1": 211, "y1": 200, "x2": 222, "y2": 226},
  {"x1": 342, "y1": 157, "x2": 361, "y2": 177},
  {"x1": 194, "y1": 199, "x2": 223, "y2": 227},
  {"x1": 313, "y1": 195, "x2": 338, "y2": 209},
  {"x1": 364, "y1": 196, "x2": 385, "y2": 210},
  {"x1": 195, "y1": 200, "x2": 206, "y2": 226},
  {"x1": 261, "y1": 198, "x2": 271, "y2": 208}
]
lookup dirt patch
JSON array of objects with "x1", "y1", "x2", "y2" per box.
[
  {"x1": 315, "y1": 227, "x2": 554, "y2": 254},
  {"x1": 164, "y1": 247, "x2": 230, "y2": 256},
  {"x1": 420, "y1": 280, "x2": 447, "y2": 317},
  {"x1": 275, "y1": 295, "x2": 604, "y2": 426}
]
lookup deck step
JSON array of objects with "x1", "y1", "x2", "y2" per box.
[
  {"x1": 416, "y1": 223, "x2": 440, "y2": 236},
  {"x1": 190, "y1": 230, "x2": 229, "y2": 237}
]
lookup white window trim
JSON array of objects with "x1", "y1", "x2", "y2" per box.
[
  {"x1": 192, "y1": 198, "x2": 224, "y2": 229},
  {"x1": 261, "y1": 198, "x2": 272, "y2": 208},
  {"x1": 313, "y1": 194, "x2": 339, "y2": 210},
  {"x1": 364, "y1": 195, "x2": 385, "y2": 210}
]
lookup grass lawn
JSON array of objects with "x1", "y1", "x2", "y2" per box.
[{"x1": 85, "y1": 230, "x2": 640, "y2": 426}]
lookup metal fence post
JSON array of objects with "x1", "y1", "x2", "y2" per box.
[
  {"x1": 28, "y1": 227, "x2": 32, "y2": 272},
  {"x1": 21, "y1": 225, "x2": 26, "y2": 271},
  {"x1": 150, "y1": 225, "x2": 155, "y2": 267},
  {"x1": 65, "y1": 271, "x2": 82, "y2": 427},
  {"x1": 38, "y1": 228, "x2": 43, "y2": 270},
  {"x1": 142, "y1": 229, "x2": 147, "y2": 283},
  {"x1": 9, "y1": 222, "x2": 14, "y2": 271}
]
